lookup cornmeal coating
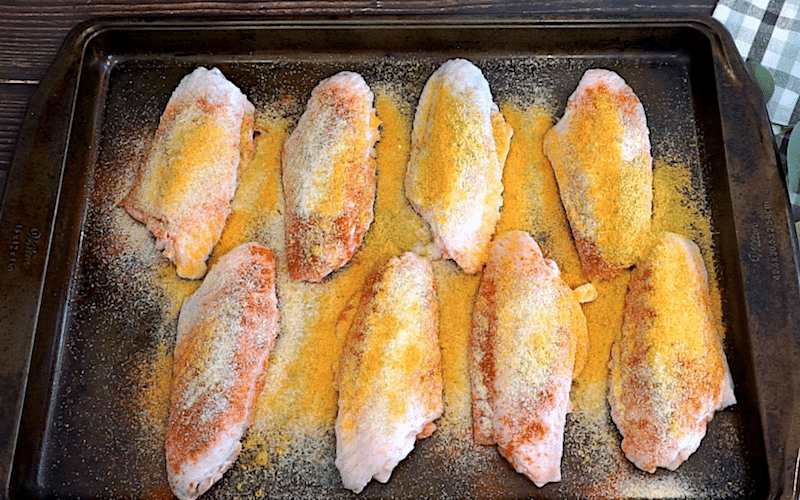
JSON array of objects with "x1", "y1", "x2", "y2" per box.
[
  {"x1": 124, "y1": 67, "x2": 255, "y2": 279},
  {"x1": 166, "y1": 243, "x2": 279, "y2": 500},
  {"x1": 282, "y1": 71, "x2": 380, "y2": 282},
  {"x1": 405, "y1": 58, "x2": 513, "y2": 274},
  {"x1": 543, "y1": 68, "x2": 652, "y2": 281},
  {"x1": 608, "y1": 232, "x2": 735, "y2": 473}
]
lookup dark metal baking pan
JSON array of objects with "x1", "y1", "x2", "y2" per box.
[{"x1": 1, "y1": 17, "x2": 799, "y2": 500}]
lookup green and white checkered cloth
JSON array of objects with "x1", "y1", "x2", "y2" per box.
[
  {"x1": 713, "y1": 0, "x2": 800, "y2": 126},
  {"x1": 714, "y1": 0, "x2": 800, "y2": 227}
]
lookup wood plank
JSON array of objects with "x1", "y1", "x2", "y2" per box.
[
  {"x1": 0, "y1": 1, "x2": 717, "y2": 81},
  {"x1": 0, "y1": 84, "x2": 34, "y2": 199}
]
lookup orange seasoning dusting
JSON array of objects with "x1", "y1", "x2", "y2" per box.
[{"x1": 281, "y1": 72, "x2": 380, "y2": 283}]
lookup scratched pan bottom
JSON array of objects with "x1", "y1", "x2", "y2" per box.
[{"x1": 1, "y1": 19, "x2": 796, "y2": 500}]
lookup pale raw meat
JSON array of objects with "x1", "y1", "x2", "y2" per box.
[
  {"x1": 405, "y1": 58, "x2": 513, "y2": 274},
  {"x1": 282, "y1": 71, "x2": 380, "y2": 282},
  {"x1": 608, "y1": 232, "x2": 736, "y2": 472},
  {"x1": 543, "y1": 68, "x2": 652, "y2": 281},
  {"x1": 334, "y1": 252, "x2": 442, "y2": 493},
  {"x1": 165, "y1": 243, "x2": 280, "y2": 500},
  {"x1": 123, "y1": 66, "x2": 255, "y2": 279},
  {"x1": 469, "y1": 230, "x2": 592, "y2": 487}
]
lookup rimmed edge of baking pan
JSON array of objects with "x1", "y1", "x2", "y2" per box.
[{"x1": 0, "y1": 16, "x2": 798, "y2": 500}]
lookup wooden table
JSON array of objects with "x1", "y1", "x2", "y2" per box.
[{"x1": 0, "y1": 0, "x2": 717, "y2": 203}]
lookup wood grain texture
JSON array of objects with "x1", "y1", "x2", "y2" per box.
[
  {"x1": 0, "y1": 84, "x2": 33, "y2": 203},
  {"x1": 0, "y1": 0, "x2": 716, "y2": 80},
  {"x1": 0, "y1": 0, "x2": 717, "y2": 189}
]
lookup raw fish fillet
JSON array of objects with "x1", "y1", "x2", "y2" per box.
[
  {"x1": 608, "y1": 232, "x2": 736, "y2": 473},
  {"x1": 166, "y1": 243, "x2": 280, "y2": 500},
  {"x1": 335, "y1": 252, "x2": 443, "y2": 493},
  {"x1": 282, "y1": 71, "x2": 380, "y2": 282},
  {"x1": 543, "y1": 68, "x2": 652, "y2": 281},
  {"x1": 123, "y1": 66, "x2": 255, "y2": 279},
  {"x1": 405, "y1": 58, "x2": 513, "y2": 274},
  {"x1": 469, "y1": 230, "x2": 593, "y2": 487}
]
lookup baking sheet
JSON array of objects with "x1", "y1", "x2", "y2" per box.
[{"x1": 1, "y1": 18, "x2": 799, "y2": 500}]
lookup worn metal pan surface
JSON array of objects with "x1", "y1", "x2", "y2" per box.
[{"x1": 1, "y1": 17, "x2": 799, "y2": 500}]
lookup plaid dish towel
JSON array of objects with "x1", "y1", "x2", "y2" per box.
[
  {"x1": 714, "y1": 0, "x2": 800, "y2": 229},
  {"x1": 713, "y1": 0, "x2": 800, "y2": 126}
]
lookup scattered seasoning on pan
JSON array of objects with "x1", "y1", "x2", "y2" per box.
[
  {"x1": 651, "y1": 157, "x2": 723, "y2": 326},
  {"x1": 209, "y1": 111, "x2": 289, "y2": 268},
  {"x1": 431, "y1": 258, "x2": 481, "y2": 440},
  {"x1": 109, "y1": 66, "x2": 729, "y2": 498},
  {"x1": 134, "y1": 336, "x2": 173, "y2": 441},
  {"x1": 572, "y1": 272, "x2": 632, "y2": 417},
  {"x1": 496, "y1": 103, "x2": 585, "y2": 287},
  {"x1": 244, "y1": 85, "x2": 435, "y2": 466}
]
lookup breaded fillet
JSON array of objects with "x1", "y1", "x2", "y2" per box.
[
  {"x1": 334, "y1": 252, "x2": 443, "y2": 493},
  {"x1": 123, "y1": 67, "x2": 255, "y2": 279},
  {"x1": 282, "y1": 71, "x2": 380, "y2": 282},
  {"x1": 543, "y1": 68, "x2": 652, "y2": 281},
  {"x1": 608, "y1": 232, "x2": 735, "y2": 473},
  {"x1": 405, "y1": 59, "x2": 513, "y2": 274},
  {"x1": 469, "y1": 231, "x2": 593, "y2": 487},
  {"x1": 166, "y1": 243, "x2": 280, "y2": 500}
]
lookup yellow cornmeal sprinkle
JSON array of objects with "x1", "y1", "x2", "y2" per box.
[
  {"x1": 408, "y1": 83, "x2": 472, "y2": 211},
  {"x1": 210, "y1": 114, "x2": 288, "y2": 267},
  {"x1": 543, "y1": 79, "x2": 653, "y2": 274},
  {"x1": 636, "y1": 234, "x2": 711, "y2": 374},
  {"x1": 494, "y1": 277, "x2": 560, "y2": 388},
  {"x1": 406, "y1": 76, "x2": 501, "y2": 231},
  {"x1": 131, "y1": 257, "x2": 199, "y2": 440},
  {"x1": 496, "y1": 103, "x2": 584, "y2": 287},
  {"x1": 140, "y1": 109, "x2": 232, "y2": 210},
  {"x1": 365, "y1": 85, "x2": 431, "y2": 255},
  {"x1": 571, "y1": 272, "x2": 631, "y2": 417},
  {"x1": 245, "y1": 86, "x2": 435, "y2": 465},
  {"x1": 652, "y1": 158, "x2": 723, "y2": 328},
  {"x1": 491, "y1": 110, "x2": 513, "y2": 168},
  {"x1": 431, "y1": 259, "x2": 481, "y2": 439}
]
